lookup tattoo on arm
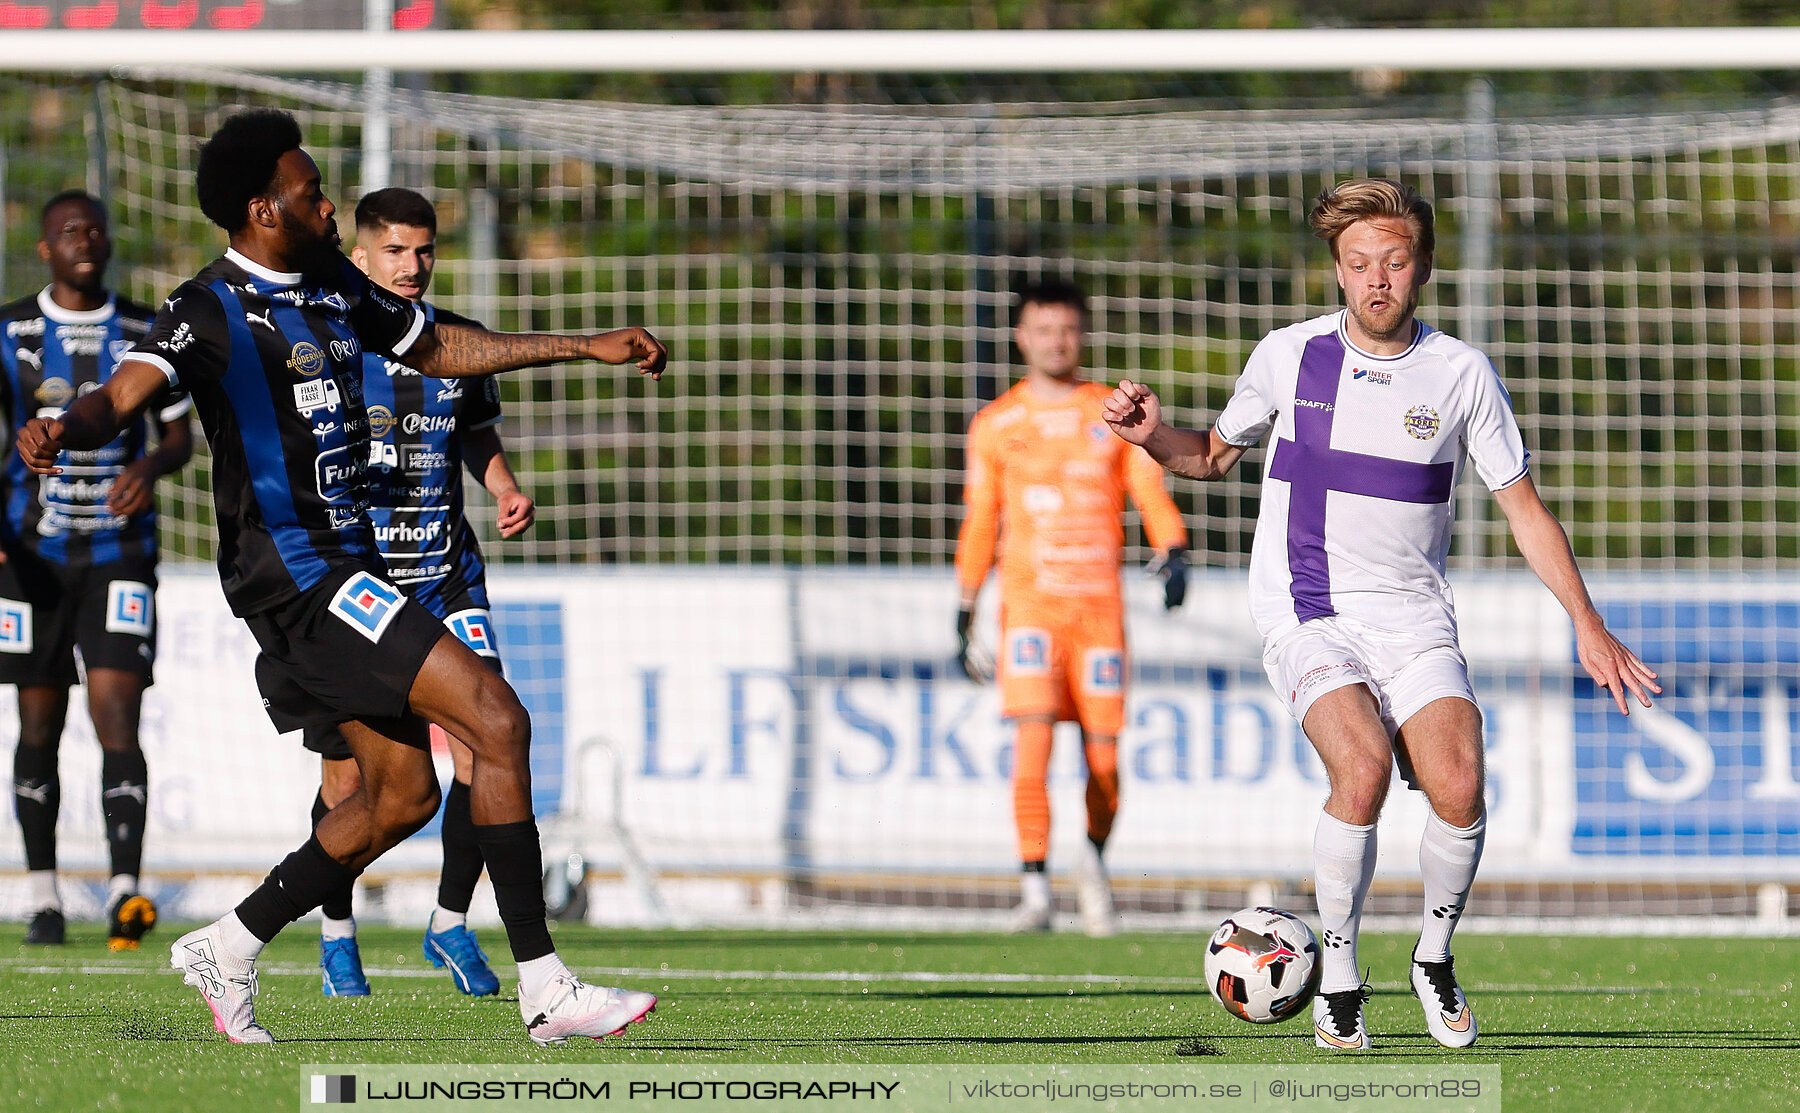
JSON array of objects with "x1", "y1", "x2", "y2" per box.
[{"x1": 416, "y1": 323, "x2": 590, "y2": 379}]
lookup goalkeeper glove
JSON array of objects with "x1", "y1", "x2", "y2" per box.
[
  {"x1": 1147, "y1": 547, "x2": 1188, "y2": 611},
  {"x1": 955, "y1": 605, "x2": 994, "y2": 682}
]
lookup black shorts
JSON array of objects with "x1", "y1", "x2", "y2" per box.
[
  {"x1": 0, "y1": 552, "x2": 158, "y2": 687},
  {"x1": 246, "y1": 564, "x2": 448, "y2": 736},
  {"x1": 304, "y1": 637, "x2": 504, "y2": 761}
]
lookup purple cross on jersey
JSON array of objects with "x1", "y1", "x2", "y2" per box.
[{"x1": 1267, "y1": 332, "x2": 1456, "y2": 623}]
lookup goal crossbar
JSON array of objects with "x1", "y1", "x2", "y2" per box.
[{"x1": 3, "y1": 27, "x2": 1800, "y2": 74}]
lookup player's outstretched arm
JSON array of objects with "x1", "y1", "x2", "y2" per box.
[
  {"x1": 1102, "y1": 379, "x2": 1245, "y2": 481},
  {"x1": 407, "y1": 322, "x2": 667, "y2": 381},
  {"x1": 17, "y1": 359, "x2": 169, "y2": 474},
  {"x1": 1494, "y1": 475, "x2": 1661, "y2": 715}
]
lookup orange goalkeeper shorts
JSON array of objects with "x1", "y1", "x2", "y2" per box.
[{"x1": 997, "y1": 604, "x2": 1127, "y2": 735}]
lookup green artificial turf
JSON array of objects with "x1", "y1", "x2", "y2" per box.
[{"x1": 1, "y1": 924, "x2": 1793, "y2": 1111}]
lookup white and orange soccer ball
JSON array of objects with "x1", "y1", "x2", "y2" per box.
[{"x1": 1203, "y1": 907, "x2": 1322, "y2": 1024}]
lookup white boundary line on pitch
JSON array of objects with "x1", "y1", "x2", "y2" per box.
[{"x1": 0, "y1": 958, "x2": 1790, "y2": 996}]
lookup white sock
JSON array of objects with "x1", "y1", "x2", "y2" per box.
[
  {"x1": 1020, "y1": 871, "x2": 1051, "y2": 908},
  {"x1": 216, "y1": 912, "x2": 267, "y2": 965},
  {"x1": 321, "y1": 915, "x2": 357, "y2": 942},
  {"x1": 429, "y1": 906, "x2": 467, "y2": 932},
  {"x1": 28, "y1": 870, "x2": 60, "y2": 912},
  {"x1": 1313, "y1": 811, "x2": 1378, "y2": 993},
  {"x1": 107, "y1": 874, "x2": 138, "y2": 907},
  {"x1": 1417, "y1": 810, "x2": 1486, "y2": 962},
  {"x1": 517, "y1": 952, "x2": 573, "y2": 1000}
]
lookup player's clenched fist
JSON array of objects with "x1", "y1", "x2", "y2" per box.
[
  {"x1": 1102, "y1": 379, "x2": 1162, "y2": 445},
  {"x1": 16, "y1": 417, "x2": 66, "y2": 475},
  {"x1": 588, "y1": 326, "x2": 668, "y2": 380}
]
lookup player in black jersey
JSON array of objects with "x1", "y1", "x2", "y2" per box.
[
  {"x1": 0, "y1": 190, "x2": 192, "y2": 950},
  {"x1": 18, "y1": 110, "x2": 665, "y2": 1046},
  {"x1": 307, "y1": 188, "x2": 529, "y2": 999}
]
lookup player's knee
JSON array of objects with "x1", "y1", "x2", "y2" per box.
[
  {"x1": 463, "y1": 681, "x2": 531, "y2": 763},
  {"x1": 375, "y1": 776, "x2": 443, "y2": 840},
  {"x1": 1330, "y1": 756, "x2": 1392, "y2": 821}
]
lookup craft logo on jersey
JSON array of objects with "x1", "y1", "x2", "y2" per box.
[
  {"x1": 1008, "y1": 628, "x2": 1051, "y2": 676},
  {"x1": 367, "y1": 405, "x2": 396, "y2": 438},
  {"x1": 104, "y1": 581, "x2": 154, "y2": 637},
  {"x1": 1085, "y1": 648, "x2": 1124, "y2": 694},
  {"x1": 1403, "y1": 404, "x2": 1441, "y2": 440},
  {"x1": 287, "y1": 340, "x2": 327, "y2": 379},
  {"x1": 447, "y1": 608, "x2": 499, "y2": 659},
  {"x1": 329, "y1": 571, "x2": 406, "y2": 643},
  {"x1": 0, "y1": 599, "x2": 32, "y2": 654},
  {"x1": 1352, "y1": 366, "x2": 1392, "y2": 386}
]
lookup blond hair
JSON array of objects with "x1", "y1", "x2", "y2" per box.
[{"x1": 1308, "y1": 178, "x2": 1435, "y2": 260}]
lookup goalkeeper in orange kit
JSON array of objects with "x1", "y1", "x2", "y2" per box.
[{"x1": 954, "y1": 279, "x2": 1188, "y2": 936}]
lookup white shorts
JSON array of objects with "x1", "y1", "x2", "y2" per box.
[{"x1": 1263, "y1": 615, "x2": 1477, "y2": 738}]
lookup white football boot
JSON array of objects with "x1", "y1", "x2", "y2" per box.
[
  {"x1": 1410, "y1": 948, "x2": 1479, "y2": 1048},
  {"x1": 1073, "y1": 841, "x2": 1119, "y2": 938},
  {"x1": 1312, "y1": 983, "x2": 1373, "y2": 1050},
  {"x1": 519, "y1": 974, "x2": 657, "y2": 1048},
  {"x1": 171, "y1": 922, "x2": 273, "y2": 1044}
]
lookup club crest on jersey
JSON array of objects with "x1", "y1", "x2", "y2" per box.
[
  {"x1": 34, "y1": 378, "x2": 72, "y2": 407},
  {"x1": 104, "y1": 581, "x2": 154, "y2": 637},
  {"x1": 0, "y1": 599, "x2": 32, "y2": 654},
  {"x1": 367, "y1": 405, "x2": 396, "y2": 438},
  {"x1": 294, "y1": 378, "x2": 342, "y2": 416},
  {"x1": 1007, "y1": 628, "x2": 1051, "y2": 676},
  {"x1": 1086, "y1": 421, "x2": 1110, "y2": 444},
  {"x1": 1404, "y1": 404, "x2": 1441, "y2": 440},
  {"x1": 446, "y1": 608, "x2": 499, "y2": 658},
  {"x1": 1083, "y1": 648, "x2": 1124, "y2": 694},
  {"x1": 329, "y1": 572, "x2": 406, "y2": 643},
  {"x1": 108, "y1": 339, "x2": 135, "y2": 367},
  {"x1": 287, "y1": 341, "x2": 327, "y2": 379},
  {"x1": 1352, "y1": 366, "x2": 1392, "y2": 386}
]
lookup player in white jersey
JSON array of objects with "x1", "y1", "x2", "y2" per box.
[{"x1": 1103, "y1": 179, "x2": 1660, "y2": 1050}]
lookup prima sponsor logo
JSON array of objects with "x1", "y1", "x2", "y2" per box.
[
  {"x1": 329, "y1": 337, "x2": 361, "y2": 362},
  {"x1": 402, "y1": 412, "x2": 456, "y2": 435}
]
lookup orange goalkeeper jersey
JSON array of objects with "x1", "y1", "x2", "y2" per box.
[{"x1": 956, "y1": 379, "x2": 1188, "y2": 611}]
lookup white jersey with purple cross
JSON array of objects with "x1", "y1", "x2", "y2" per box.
[{"x1": 1215, "y1": 310, "x2": 1530, "y2": 646}]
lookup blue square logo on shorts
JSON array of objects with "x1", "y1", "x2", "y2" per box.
[
  {"x1": 1008, "y1": 628, "x2": 1051, "y2": 676},
  {"x1": 105, "y1": 581, "x2": 154, "y2": 637},
  {"x1": 1085, "y1": 648, "x2": 1124, "y2": 694},
  {"x1": 330, "y1": 572, "x2": 406, "y2": 643},
  {"x1": 446, "y1": 608, "x2": 498, "y2": 659},
  {"x1": 0, "y1": 599, "x2": 31, "y2": 654}
]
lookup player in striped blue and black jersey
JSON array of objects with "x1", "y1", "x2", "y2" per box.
[
  {"x1": 18, "y1": 109, "x2": 666, "y2": 1046},
  {"x1": 0, "y1": 190, "x2": 192, "y2": 951},
  {"x1": 305, "y1": 187, "x2": 534, "y2": 999}
]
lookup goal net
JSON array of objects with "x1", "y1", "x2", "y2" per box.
[{"x1": 1, "y1": 66, "x2": 1796, "y2": 933}]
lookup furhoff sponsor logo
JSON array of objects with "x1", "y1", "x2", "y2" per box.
[{"x1": 309, "y1": 1074, "x2": 355, "y2": 1103}]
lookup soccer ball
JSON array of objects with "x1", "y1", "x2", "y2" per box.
[{"x1": 1203, "y1": 906, "x2": 1322, "y2": 1024}]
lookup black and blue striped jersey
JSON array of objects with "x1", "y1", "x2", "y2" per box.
[
  {"x1": 362, "y1": 302, "x2": 502, "y2": 619},
  {"x1": 0, "y1": 288, "x2": 192, "y2": 566},
  {"x1": 130, "y1": 249, "x2": 424, "y2": 616}
]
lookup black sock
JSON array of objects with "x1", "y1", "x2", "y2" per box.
[
  {"x1": 310, "y1": 791, "x2": 355, "y2": 922},
  {"x1": 436, "y1": 780, "x2": 483, "y2": 916},
  {"x1": 13, "y1": 742, "x2": 59, "y2": 872},
  {"x1": 1022, "y1": 860, "x2": 1046, "y2": 873},
  {"x1": 234, "y1": 835, "x2": 360, "y2": 944},
  {"x1": 101, "y1": 749, "x2": 148, "y2": 880},
  {"x1": 474, "y1": 819, "x2": 553, "y2": 963}
]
